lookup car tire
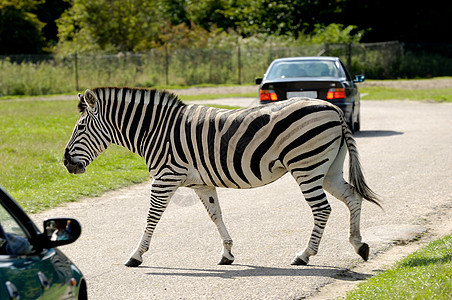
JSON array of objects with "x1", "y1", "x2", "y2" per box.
[
  {"x1": 78, "y1": 280, "x2": 88, "y2": 300},
  {"x1": 348, "y1": 109, "x2": 355, "y2": 134},
  {"x1": 354, "y1": 112, "x2": 361, "y2": 132}
]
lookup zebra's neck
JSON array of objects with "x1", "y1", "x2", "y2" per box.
[{"x1": 93, "y1": 87, "x2": 185, "y2": 158}]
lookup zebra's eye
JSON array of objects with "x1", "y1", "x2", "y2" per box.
[{"x1": 77, "y1": 124, "x2": 86, "y2": 131}]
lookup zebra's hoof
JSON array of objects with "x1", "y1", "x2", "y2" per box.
[
  {"x1": 125, "y1": 258, "x2": 142, "y2": 267},
  {"x1": 291, "y1": 256, "x2": 308, "y2": 266},
  {"x1": 358, "y1": 243, "x2": 369, "y2": 261},
  {"x1": 218, "y1": 256, "x2": 234, "y2": 265}
]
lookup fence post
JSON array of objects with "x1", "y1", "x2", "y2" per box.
[
  {"x1": 74, "y1": 51, "x2": 79, "y2": 91},
  {"x1": 165, "y1": 46, "x2": 169, "y2": 86},
  {"x1": 347, "y1": 43, "x2": 352, "y2": 67},
  {"x1": 237, "y1": 45, "x2": 242, "y2": 85}
]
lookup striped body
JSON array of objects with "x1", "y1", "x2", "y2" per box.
[{"x1": 64, "y1": 87, "x2": 379, "y2": 267}]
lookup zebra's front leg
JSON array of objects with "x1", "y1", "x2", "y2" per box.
[
  {"x1": 125, "y1": 179, "x2": 178, "y2": 267},
  {"x1": 193, "y1": 186, "x2": 235, "y2": 265}
]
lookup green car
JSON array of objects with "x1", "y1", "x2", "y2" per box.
[{"x1": 0, "y1": 185, "x2": 87, "y2": 299}]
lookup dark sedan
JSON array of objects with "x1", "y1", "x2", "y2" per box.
[
  {"x1": 256, "y1": 56, "x2": 364, "y2": 132},
  {"x1": 0, "y1": 185, "x2": 87, "y2": 299}
]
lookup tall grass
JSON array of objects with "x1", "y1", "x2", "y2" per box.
[
  {"x1": 0, "y1": 59, "x2": 74, "y2": 95},
  {"x1": 5, "y1": 41, "x2": 449, "y2": 97}
]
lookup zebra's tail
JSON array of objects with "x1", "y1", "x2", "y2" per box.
[{"x1": 339, "y1": 111, "x2": 382, "y2": 208}]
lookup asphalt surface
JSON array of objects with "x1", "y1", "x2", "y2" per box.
[{"x1": 33, "y1": 99, "x2": 452, "y2": 299}]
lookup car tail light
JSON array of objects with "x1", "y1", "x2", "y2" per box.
[
  {"x1": 260, "y1": 89, "x2": 278, "y2": 101},
  {"x1": 326, "y1": 88, "x2": 346, "y2": 100}
]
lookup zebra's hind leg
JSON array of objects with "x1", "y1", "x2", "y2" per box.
[
  {"x1": 193, "y1": 186, "x2": 235, "y2": 265},
  {"x1": 324, "y1": 174, "x2": 369, "y2": 261},
  {"x1": 323, "y1": 142, "x2": 369, "y2": 261},
  {"x1": 291, "y1": 172, "x2": 332, "y2": 266},
  {"x1": 125, "y1": 179, "x2": 178, "y2": 267}
]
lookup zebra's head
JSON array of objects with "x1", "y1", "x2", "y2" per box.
[{"x1": 63, "y1": 89, "x2": 111, "y2": 174}]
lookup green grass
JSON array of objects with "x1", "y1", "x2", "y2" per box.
[
  {"x1": 361, "y1": 86, "x2": 452, "y2": 102},
  {"x1": 0, "y1": 99, "x2": 150, "y2": 213},
  {"x1": 0, "y1": 97, "x2": 243, "y2": 213},
  {"x1": 346, "y1": 235, "x2": 452, "y2": 299}
]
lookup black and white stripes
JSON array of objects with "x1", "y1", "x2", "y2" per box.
[{"x1": 63, "y1": 87, "x2": 379, "y2": 267}]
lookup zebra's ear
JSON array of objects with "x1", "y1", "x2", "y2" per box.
[{"x1": 83, "y1": 89, "x2": 97, "y2": 108}]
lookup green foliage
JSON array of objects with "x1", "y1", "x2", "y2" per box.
[
  {"x1": 57, "y1": 0, "x2": 160, "y2": 53},
  {"x1": 0, "y1": 58, "x2": 73, "y2": 96},
  {"x1": 0, "y1": 0, "x2": 46, "y2": 54},
  {"x1": 55, "y1": 0, "x2": 366, "y2": 55},
  {"x1": 311, "y1": 24, "x2": 366, "y2": 44},
  {"x1": 2, "y1": 0, "x2": 451, "y2": 55},
  {"x1": 346, "y1": 235, "x2": 452, "y2": 299}
]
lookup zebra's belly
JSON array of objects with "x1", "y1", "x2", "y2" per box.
[
  {"x1": 188, "y1": 159, "x2": 289, "y2": 189},
  {"x1": 245, "y1": 166, "x2": 288, "y2": 188}
]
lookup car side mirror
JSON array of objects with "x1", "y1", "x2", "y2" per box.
[
  {"x1": 255, "y1": 78, "x2": 263, "y2": 85},
  {"x1": 354, "y1": 75, "x2": 365, "y2": 83},
  {"x1": 43, "y1": 218, "x2": 81, "y2": 247}
]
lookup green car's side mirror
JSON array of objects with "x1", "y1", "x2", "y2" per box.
[{"x1": 43, "y1": 218, "x2": 81, "y2": 248}]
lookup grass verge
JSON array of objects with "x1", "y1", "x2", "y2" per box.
[
  {"x1": 346, "y1": 235, "x2": 452, "y2": 299},
  {"x1": 360, "y1": 86, "x2": 452, "y2": 102}
]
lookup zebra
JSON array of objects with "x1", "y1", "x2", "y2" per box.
[{"x1": 63, "y1": 87, "x2": 380, "y2": 267}]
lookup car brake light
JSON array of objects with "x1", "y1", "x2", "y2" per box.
[
  {"x1": 326, "y1": 88, "x2": 346, "y2": 100},
  {"x1": 260, "y1": 89, "x2": 278, "y2": 101}
]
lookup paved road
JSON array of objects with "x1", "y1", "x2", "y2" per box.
[{"x1": 33, "y1": 100, "x2": 452, "y2": 299}]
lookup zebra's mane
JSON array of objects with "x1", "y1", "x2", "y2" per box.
[{"x1": 78, "y1": 87, "x2": 185, "y2": 112}]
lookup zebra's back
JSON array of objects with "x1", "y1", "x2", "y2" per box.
[{"x1": 177, "y1": 98, "x2": 344, "y2": 189}]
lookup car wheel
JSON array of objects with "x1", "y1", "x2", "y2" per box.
[
  {"x1": 348, "y1": 109, "x2": 355, "y2": 134},
  {"x1": 354, "y1": 112, "x2": 361, "y2": 132},
  {"x1": 78, "y1": 280, "x2": 88, "y2": 300}
]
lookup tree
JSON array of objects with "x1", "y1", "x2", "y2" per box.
[
  {"x1": 311, "y1": 23, "x2": 365, "y2": 44},
  {"x1": 34, "y1": 0, "x2": 71, "y2": 47},
  {"x1": 57, "y1": 0, "x2": 161, "y2": 53},
  {"x1": 0, "y1": 0, "x2": 46, "y2": 54}
]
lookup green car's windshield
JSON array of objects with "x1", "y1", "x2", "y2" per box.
[{"x1": 267, "y1": 60, "x2": 340, "y2": 80}]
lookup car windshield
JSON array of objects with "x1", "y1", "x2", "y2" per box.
[{"x1": 266, "y1": 60, "x2": 340, "y2": 80}]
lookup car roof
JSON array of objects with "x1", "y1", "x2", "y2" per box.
[{"x1": 271, "y1": 56, "x2": 340, "y2": 63}]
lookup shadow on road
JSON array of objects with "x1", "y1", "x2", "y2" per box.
[
  {"x1": 355, "y1": 130, "x2": 403, "y2": 138},
  {"x1": 142, "y1": 264, "x2": 371, "y2": 281}
]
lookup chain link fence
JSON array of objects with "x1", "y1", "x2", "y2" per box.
[{"x1": 1, "y1": 41, "x2": 451, "y2": 97}]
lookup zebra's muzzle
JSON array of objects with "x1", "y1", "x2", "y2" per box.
[{"x1": 63, "y1": 149, "x2": 86, "y2": 174}]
